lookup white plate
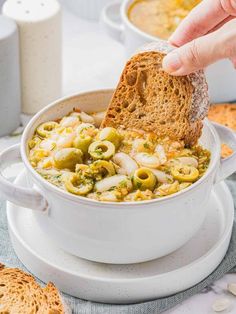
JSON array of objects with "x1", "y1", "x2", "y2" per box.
[{"x1": 7, "y1": 171, "x2": 234, "y2": 304}]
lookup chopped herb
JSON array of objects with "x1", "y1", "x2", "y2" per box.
[
  {"x1": 54, "y1": 175, "x2": 61, "y2": 179},
  {"x1": 136, "y1": 181, "x2": 142, "y2": 189},
  {"x1": 94, "y1": 148, "x2": 103, "y2": 156},
  {"x1": 119, "y1": 180, "x2": 127, "y2": 188}
]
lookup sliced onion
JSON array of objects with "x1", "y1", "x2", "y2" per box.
[
  {"x1": 113, "y1": 152, "x2": 138, "y2": 176},
  {"x1": 149, "y1": 169, "x2": 173, "y2": 183},
  {"x1": 95, "y1": 175, "x2": 132, "y2": 193},
  {"x1": 79, "y1": 112, "x2": 95, "y2": 124},
  {"x1": 134, "y1": 153, "x2": 160, "y2": 169},
  {"x1": 175, "y1": 157, "x2": 198, "y2": 168},
  {"x1": 92, "y1": 111, "x2": 106, "y2": 127}
]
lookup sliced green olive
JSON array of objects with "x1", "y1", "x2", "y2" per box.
[
  {"x1": 98, "y1": 127, "x2": 121, "y2": 149},
  {"x1": 36, "y1": 121, "x2": 59, "y2": 138},
  {"x1": 54, "y1": 148, "x2": 83, "y2": 170},
  {"x1": 88, "y1": 140, "x2": 115, "y2": 160},
  {"x1": 76, "y1": 123, "x2": 95, "y2": 135},
  {"x1": 132, "y1": 167, "x2": 157, "y2": 191},
  {"x1": 75, "y1": 164, "x2": 93, "y2": 178},
  {"x1": 73, "y1": 135, "x2": 92, "y2": 154},
  {"x1": 171, "y1": 165, "x2": 199, "y2": 182},
  {"x1": 90, "y1": 160, "x2": 116, "y2": 179},
  {"x1": 75, "y1": 164, "x2": 90, "y2": 173},
  {"x1": 65, "y1": 173, "x2": 93, "y2": 195}
]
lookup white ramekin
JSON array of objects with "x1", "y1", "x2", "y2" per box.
[
  {"x1": 0, "y1": 89, "x2": 236, "y2": 264},
  {"x1": 101, "y1": 0, "x2": 236, "y2": 103}
]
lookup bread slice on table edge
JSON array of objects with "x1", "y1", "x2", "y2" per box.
[
  {"x1": 0, "y1": 263, "x2": 71, "y2": 314},
  {"x1": 101, "y1": 40, "x2": 210, "y2": 146},
  {"x1": 44, "y1": 282, "x2": 71, "y2": 314}
]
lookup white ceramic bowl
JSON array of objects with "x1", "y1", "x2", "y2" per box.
[
  {"x1": 0, "y1": 89, "x2": 236, "y2": 264},
  {"x1": 101, "y1": 0, "x2": 236, "y2": 103}
]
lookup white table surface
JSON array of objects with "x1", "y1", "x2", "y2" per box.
[{"x1": 1, "y1": 6, "x2": 236, "y2": 314}]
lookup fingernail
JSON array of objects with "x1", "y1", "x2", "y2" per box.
[{"x1": 162, "y1": 52, "x2": 182, "y2": 73}]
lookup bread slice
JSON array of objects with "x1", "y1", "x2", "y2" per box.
[
  {"x1": 0, "y1": 263, "x2": 70, "y2": 314},
  {"x1": 101, "y1": 40, "x2": 209, "y2": 146},
  {"x1": 44, "y1": 282, "x2": 70, "y2": 314}
]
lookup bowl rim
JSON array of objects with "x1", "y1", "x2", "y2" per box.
[{"x1": 21, "y1": 89, "x2": 221, "y2": 208}]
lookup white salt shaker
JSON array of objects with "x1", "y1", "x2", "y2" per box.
[
  {"x1": 0, "y1": 15, "x2": 21, "y2": 136},
  {"x1": 3, "y1": 0, "x2": 62, "y2": 114}
]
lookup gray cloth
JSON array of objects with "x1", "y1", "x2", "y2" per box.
[{"x1": 1, "y1": 174, "x2": 236, "y2": 314}]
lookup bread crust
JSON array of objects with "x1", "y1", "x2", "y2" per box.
[
  {"x1": 0, "y1": 264, "x2": 69, "y2": 314},
  {"x1": 102, "y1": 40, "x2": 210, "y2": 146}
]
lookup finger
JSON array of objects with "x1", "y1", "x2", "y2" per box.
[
  {"x1": 208, "y1": 15, "x2": 235, "y2": 33},
  {"x1": 220, "y1": 0, "x2": 236, "y2": 15},
  {"x1": 169, "y1": 0, "x2": 229, "y2": 47},
  {"x1": 230, "y1": 56, "x2": 236, "y2": 68},
  {"x1": 163, "y1": 19, "x2": 236, "y2": 75}
]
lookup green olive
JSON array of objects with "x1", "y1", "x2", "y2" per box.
[
  {"x1": 88, "y1": 140, "x2": 115, "y2": 160},
  {"x1": 75, "y1": 164, "x2": 93, "y2": 179},
  {"x1": 90, "y1": 160, "x2": 116, "y2": 179},
  {"x1": 171, "y1": 165, "x2": 199, "y2": 182},
  {"x1": 65, "y1": 173, "x2": 93, "y2": 195},
  {"x1": 132, "y1": 167, "x2": 157, "y2": 191},
  {"x1": 73, "y1": 135, "x2": 92, "y2": 154},
  {"x1": 76, "y1": 123, "x2": 95, "y2": 136},
  {"x1": 36, "y1": 121, "x2": 59, "y2": 138},
  {"x1": 98, "y1": 127, "x2": 121, "y2": 149},
  {"x1": 75, "y1": 164, "x2": 90, "y2": 173},
  {"x1": 54, "y1": 148, "x2": 83, "y2": 170}
]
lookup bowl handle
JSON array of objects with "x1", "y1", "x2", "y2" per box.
[
  {"x1": 100, "y1": 1, "x2": 124, "y2": 43},
  {"x1": 213, "y1": 122, "x2": 236, "y2": 183},
  {"x1": 0, "y1": 144, "x2": 48, "y2": 211}
]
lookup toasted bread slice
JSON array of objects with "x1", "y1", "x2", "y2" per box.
[
  {"x1": 0, "y1": 264, "x2": 70, "y2": 314},
  {"x1": 101, "y1": 41, "x2": 209, "y2": 146},
  {"x1": 44, "y1": 282, "x2": 70, "y2": 314}
]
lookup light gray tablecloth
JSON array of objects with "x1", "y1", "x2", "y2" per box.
[{"x1": 1, "y1": 174, "x2": 236, "y2": 314}]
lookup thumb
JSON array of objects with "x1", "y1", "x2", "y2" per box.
[{"x1": 162, "y1": 19, "x2": 236, "y2": 75}]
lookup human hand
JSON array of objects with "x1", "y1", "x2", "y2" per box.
[{"x1": 162, "y1": 0, "x2": 236, "y2": 75}]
